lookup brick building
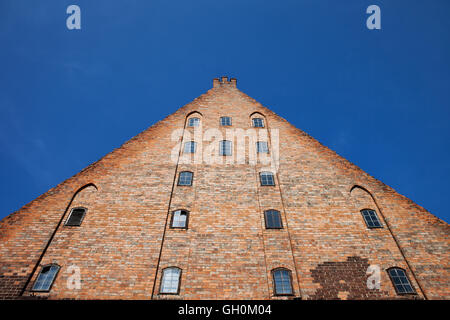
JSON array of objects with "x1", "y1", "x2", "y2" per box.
[{"x1": 0, "y1": 77, "x2": 449, "y2": 300}]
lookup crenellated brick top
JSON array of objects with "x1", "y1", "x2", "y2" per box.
[{"x1": 213, "y1": 76, "x2": 237, "y2": 88}]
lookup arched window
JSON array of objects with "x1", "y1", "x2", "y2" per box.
[
  {"x1": 65, "y1": 207, "x2": 87, "y2": 226},
  {"x1": 219, "y1": 140, "x2": 232, "y2": 156},
  {"x1": 184, "y1": 141, "x2": 197, "y2": 153},
  {"x1": 187, "y1": 117, "x2": 200, "y2": 127},
  {"x1": 178, "y1": 171, "x2": 193, "y2": 186},
  {"x1": 160, "y1": 267, "x2": 182, "y2": 294},
  {"x1": 260, "y1": 172, "x2": 275, "y2": 186},
  {"x1": 361, "y1": 209, "x2": 382, "y2": 228},
  {"x1": 220, "y1": 116, "x2": 232, "y2": 126},
  {"x1": 272, "y1": 268, "x2": 293, "y2": 295},
  {"x1": 32, "y1": 264, "x2": 60, "y2": 292},
  {"x1": 264, "y1": 210, "x2": 283, "y2": 229},
  {"x1": 387, "y1": 268, "x2": 416, "y2": 294},
  {"x1": 171, "y1": 210, "x2": 189, "y2": 229},
  {"x1": 252, "y1": 117, "x2": 264, "y2": 128},
  {"x1": 256, "y1": 141, "x2": 269, "y2": 153}
]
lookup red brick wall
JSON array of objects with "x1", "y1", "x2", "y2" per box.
[{"x1": 0, "y1": 77, "x2": 448, "y2": 299}]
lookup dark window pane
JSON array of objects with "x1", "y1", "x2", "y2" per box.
[
  {"x1": 265, "y1": 210, "x2": 282, "y2": 229},
  {"x1": 273, "y1": 269, "x2": 292, "y2": 295},
  {"x1": 178, "y1": 172, "x2": 193, "y2": 186},
  {"x1": 65, "y1": 208, "x2": 86, "y2": 226},
  {"x1": 388, "y1": 268, "x2": 416, "y2": 294},
  {"x1": 404, "y1": 284, "x2": 414, "y2": 292},
  {"x1": 260, "y1": 172, "x2": 275, "y2": 186},
  {"x1": 252, "y1": 118, "x2": 264, "y2": 128},
  {"x1": 361, "y1": 209, "x2": 382, "y2": 228},
  {"x1": 220, "y1": 117, "x2": 232, "y2": 126}
]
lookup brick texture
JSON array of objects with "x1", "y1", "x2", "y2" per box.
[{"x1": 0, "y1": 77, "x2": 448, "y2": 300}]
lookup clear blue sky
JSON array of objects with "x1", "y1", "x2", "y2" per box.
[{"x1": 0, "y1": 1, "x2": 449, "y2": 223}]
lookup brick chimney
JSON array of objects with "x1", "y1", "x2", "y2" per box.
[{"x1": 213, "y1": 76, "x2": 237, "y2": 88}]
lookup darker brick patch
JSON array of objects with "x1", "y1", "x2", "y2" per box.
[
  {"x1": 310, "y1": 256, "x2": 389, "y2": 300},
  {"x1": 0, "y1": 274, "x2": 28, "y2": 300}
]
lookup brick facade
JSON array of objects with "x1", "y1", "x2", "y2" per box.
[{"x1": 0, "y1": 77, "x2": 448, "y2": 299}]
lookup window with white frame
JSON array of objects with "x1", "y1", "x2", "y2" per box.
[
  {"x1": 260, "y1": 172, "x2": 275, "y2": 186},
  {"x1": 32, "y1": 264, "x2": 60, "y2": 292},
  {"x1": 187, "y1": 117, "x2": 200, "y2": 127},
  {"x1": 252, "y1": 118, "x2": 264, "y2": 128},
  {"x1": 171, "y1": 210, "x2": 188, "y2": 229},
  {"x1": 160, "y1": 267, "x2": 181, "y2": 294},
  {"x1": 220, "y1": 116, "x2": 232, "y2": 126}
]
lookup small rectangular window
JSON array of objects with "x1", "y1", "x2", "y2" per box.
[
  {"x1": 178, "y1": 171, "x2": 193, "y2": 186},
  {"x1": 256, "y1": 141, "x2": 269, "y2": 153},
  {"x1": 171, "y1": 210, "x2": 188, "y2": 229},
  {"x1": 361, "y1": 209, "x2": 382, "y2": 228},
  {"x1": 252, "y1": 118, "x2": 264, "y2": 128},
  {"x1": 219, "y1": 140, "x2": 232, "y2": 156},
  {"x1": 65, "y1": 208, "x2": 86, "y2": 226},
  {"x1": 160, "y1": 267, "x2": 181, "y2": 294},
  {"x1": 32, "y1": 265, "x2": 60, "y2": 292},
  {"x1": 220, "y1": 116, "x2": 232, "y2": 126},
  {"x1": 260, "y1": 172, "x2": 275, "y2": 186},
  {"x1": 388, "y1": 268, "x2": 416, "y2": 294},
  {"x1": 184, "y1": 141, "x2": 197, "y2": 153},
  {"x1": 187, "y1": 118, "x2": 200, "y2": 127},
  {"x1": 265, "y1": 210, "x2": 283, "y2": 229},
  {"x1": 273, "y1": 269, "x2": 293, "y2": 295}
]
